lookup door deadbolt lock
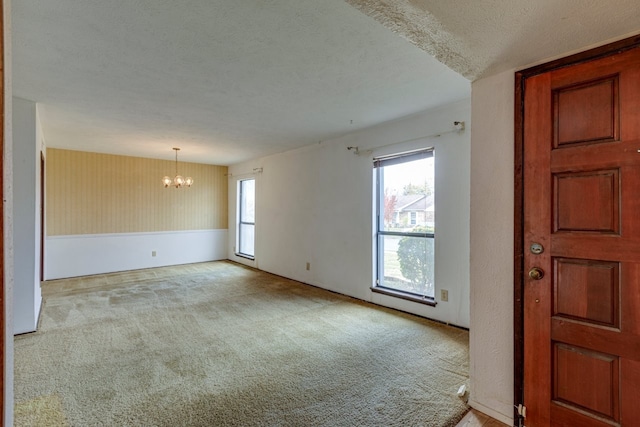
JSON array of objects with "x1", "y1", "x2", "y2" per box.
[
  {"x1": 528, "y1": 267, "x2": 544, "y2": 280},
  {"x1": 530, "y1": 243, "x2": 544, "y2": 255}
]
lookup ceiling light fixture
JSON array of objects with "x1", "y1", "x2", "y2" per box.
[{"x1": 162, "y1": 147, "x2": 193, "y2": 188}]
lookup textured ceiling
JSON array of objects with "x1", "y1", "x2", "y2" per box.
[
  {"x1": 12, "y1": 1, "x2": 640, "y2": 165},
  {"x1": 346, "y1": 0, "x2": 640, "y2": 80},
  {"x1": 12, "y1": 0, "x2": 470, "y2": 165}
]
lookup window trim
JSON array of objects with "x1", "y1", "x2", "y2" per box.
[
  {"x1": 373, "y1": 148, "x2": 433, "y2": 168},
  {"x1": 373, "y1": 148, "x2": 436, "y2": 303},
  {"x1": 237, "y1": 178, "x2": 255, "y2": 259},
  {"x1": 370, "y1": 285, "x2": 437, "y2": 307}
]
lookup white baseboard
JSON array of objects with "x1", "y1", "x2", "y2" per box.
[{"x1": 46, "y1": 229, "x2": 228, "y2": 280}]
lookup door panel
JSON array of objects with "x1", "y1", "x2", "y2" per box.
[
  {"x1": 524, "y1": 47, "x2": 640, "y2": 426},
  {"x1": 554, "y1": 170, "x2": 619, "y2": 233},
  {"x1": 553, "y1": 258, "x2": 619, "y2": 327},
  {"x1": 553, "y1": 75, "x2": 619, "y2": 147},
  {"x1": 553, "y1": 343, "x2": 619, "y2": 421}
]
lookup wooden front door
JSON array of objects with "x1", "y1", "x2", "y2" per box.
[{"x1": 522, "y1": 46, "x2": 640, "y2": 426}]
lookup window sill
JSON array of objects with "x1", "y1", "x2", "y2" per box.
[
  {"x1": 370, "y1": 286, "x2": 437, "y2": 307},
  {"x1": 235, "y1": 253, "x2": 255, "y2": 261}
]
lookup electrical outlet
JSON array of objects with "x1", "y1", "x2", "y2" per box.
[
  {"x1": 306, "y1": 262, "x2": 310, "y2": 271},
  {"x1": 441, "y1": 289, "x2": 448, "y2": 302},
  {"x1": 152, "y1": 251, "x2": 157, "y2": 257}
]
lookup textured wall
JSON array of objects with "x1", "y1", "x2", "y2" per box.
[
  {"x1": 468, "y1": 69, "x2": 515, "y2": 425},
  {"x1": 46, "y1": 149, "x2": 228, "y2": 235},
  {"x1": 12, "y1": 97, "x2": 42, "y2": 334},
  {"x1": 3, "y1": 4, "x2": 15, "y2": 423}
]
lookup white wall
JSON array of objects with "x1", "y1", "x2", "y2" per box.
[
  {"x1": 468, "y1": 69, "x2": 515, "y2": 425},
  {"x1": 229, "y1": 99, "x2": 471, "y2": 327},
  {"x1": 46, "y1": 229, "x2": 228, "y2": 279},
  {"x1": 3, "y1": 0, "x2": 14, "y2": 423},
  {"x1": 12, "y1": 97, "x2": 41, "y2": 334}
]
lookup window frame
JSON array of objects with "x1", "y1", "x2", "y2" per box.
[
  {"x1": 372, "y1": 149, "x2": 436, "y2": 306},
  {"x1": 236, "y1": 178, "x2": 255, "y2": 259}
]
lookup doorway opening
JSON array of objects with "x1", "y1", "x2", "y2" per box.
[{"x1": 514, "y1": 34, "x2": 640, "y2": 426}]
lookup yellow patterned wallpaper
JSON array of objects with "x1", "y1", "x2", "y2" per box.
[{"x1": 46, "y1": 149, "x2": 228, "y2": 236}]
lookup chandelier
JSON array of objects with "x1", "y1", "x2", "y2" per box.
[{"x1": 162, "y1": 147, "x2": 193, "y2": 188}]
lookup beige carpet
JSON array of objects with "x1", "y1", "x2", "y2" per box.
[{"x1": 15, "y1": 261, "x2": 469, "y2": 426}]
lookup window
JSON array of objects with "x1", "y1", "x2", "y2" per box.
[
  {"x1": 374, "y1": 149, "x2": 435, "y2": 301},
  {"x1": 237, "y1": 179, "x2": 255, "y2": 258}
]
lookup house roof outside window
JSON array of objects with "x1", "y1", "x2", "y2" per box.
[{"x1": 395, "y1": 194, "x2": 434, "y2": 213}]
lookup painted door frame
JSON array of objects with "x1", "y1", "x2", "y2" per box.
[
  {"x1": 0, "y1": 1, "x2": 4, "y2": 426},
  {"x1": 0, "y1": 0, "x2": 5, "y2": 420},
  {"x1": 513, "y1": 34, "x2": 640, "y2": 426}
]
